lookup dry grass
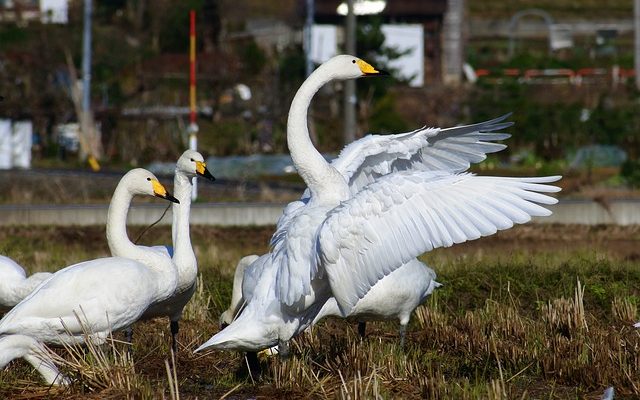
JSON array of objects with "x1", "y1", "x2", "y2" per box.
[
  {"x1": 0, "y1": 224, "x2": 639, "y2": 399},
  {"x1": 182, "y1": 275, "x2": 212, "y2": 322}
]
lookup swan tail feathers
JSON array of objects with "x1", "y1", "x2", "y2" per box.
[
  {"x1": 196, "y1": 309, "x2": 276, "y2": 353},
  {"x1": 195, "y1": 319, "x2": 248, "y2": 352}
]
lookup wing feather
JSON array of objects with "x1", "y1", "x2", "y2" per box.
[
  {"x1": 331, "y1": 114, "x2": 513, "y2": 194},
  {"x1": 317, "y1": 172, "x2": 561, "y2": 315}
]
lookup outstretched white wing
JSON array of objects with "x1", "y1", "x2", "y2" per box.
[
  {"x1": 317, "y1": 171, "x2": 561, "y2": 315},
  {"x1": 331, "y1": 114, "x2": 513, "y2": 195}
]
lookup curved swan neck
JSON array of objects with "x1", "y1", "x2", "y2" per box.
[
  {"x1": 172, "y1": 172, "x2": 197, "y2": 289},
  {"x1": 106, "y1": 184, "x2": 140, "y2": 259},
  {"x1": 230, "y1": 257, "x2": 252, "y2": 314},
  {"x1": 287, "y1": 65, "x2": 344, "y2": 198},
  {"x1": 106, "y1": 182, "x2": 171, "y2": 275}
]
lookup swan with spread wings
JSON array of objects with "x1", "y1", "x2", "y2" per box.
[{"x1": 197, "y1": 55, "x2": 561, "y2": 353}]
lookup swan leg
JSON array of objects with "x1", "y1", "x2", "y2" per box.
[
  {"x1": 123, "y1": 326, "x2": 133, "y2": 345},
  {"x1": 399, "y1": 323, "x2": 407, "y2": 348},
  {"x1": 170, "y1": 320, "x2": 179, "y2": 353},
  {"x1": 245, "y1": 351, "x2": 261, "y2": 379},
  {"x1": 357, "y1": 321, "x2": 367, "y2": 339},
  {"x1": 278, "y1": 340, "x2": 290, "y2": 359}
]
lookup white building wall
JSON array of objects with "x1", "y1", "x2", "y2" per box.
[
  {"x1": 0, "y1": 120, "x2": 12, "y2": 169},
  {"x1": 311, "y1": 24, "x2": 338, "y2": 64},
  {"x1": 40, "y1": 0, "x2": 68, "y2": 24},
  {"x1": 12, "y1": 121, "x2": 32, "y2": 169},
  {"x1": 381, "y1": 24, "x2": 425, "y2": 87}
]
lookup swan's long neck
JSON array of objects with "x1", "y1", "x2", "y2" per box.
[
  {"x1": 171, "y1": 172, "x2": 197, "y2": 292},
  {"x1": 106, "y1": 184, "x2": 174, "y2": 282},
  {"x1": 288, "y1": 66, "x2": 346, "y2": 200},
  {"x1": 107, "y1": 185, "x2": 146, "y2": 260}
]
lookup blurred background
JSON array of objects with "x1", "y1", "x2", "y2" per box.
[{"x1": 0, "y1": 0, "x2": 638, "y2": 205}]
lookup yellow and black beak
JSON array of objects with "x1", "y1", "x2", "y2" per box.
[
  {"x1": 195, "y1": 161, "x2": 216, "y2": 182},
  {"x1": 356, "y1": 59, "x2": 389, "y2": 76},
  {"x1": 151, "y1": 179, "x2": 180, "y2": 204}
]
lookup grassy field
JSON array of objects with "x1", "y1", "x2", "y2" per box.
[{"x1": 0, "y1": 224, "x2": 639, "y2": 399}]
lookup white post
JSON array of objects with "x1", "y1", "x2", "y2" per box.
[
  {"x1": 343, "y1": 0, "x2": 357, "y2": 145},
  {"x1": 304, "y1": 0, "x2": 315, "y2": 78},
  {"x1": 442, "y1": 0, "x2": 464, "y2": 85}
]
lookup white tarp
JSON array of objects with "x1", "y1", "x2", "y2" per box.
[
  {"x1": 381, "y1": 24, "x2": 424, "y2": 87},
  {"x1": 12, "y1": 121, "x2": 32, "y2": 169},
  {"x1": 40, "y1": 0, "x2": 69, "y2": 24},
  {"x1": 0, "y1": 120, "x2": 11, "y2": 169},
  {"x1": 550, "y1": 24, "x2": 573, "y2": 51},
  {"x1": 310, "y1": 25, "x2": 337, "y2": 64}
]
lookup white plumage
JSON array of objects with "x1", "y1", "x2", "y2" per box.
[
  {"x1": 197, "y1": 253, "x2": 326, "y2": 353},
  {"x1": 319, "y1": 172, "x2": 560, "y2": 314},
  {"x1": 312, "y1": 258, "x2": 441, "y2": 345},
  {"x1": 0, "y1": 169, "x2": 179, "y2": 385},
  {"x1": 219, "y1": 254, "x2": 259, "y2": 327},
  {"x1": 0, "y1": 256, "x2": 51, "y2": 313},
  {"x1": 110, "y1": 150, "x2": 215, "y2": 351},
  {"x1": 331, "y1": 114, "x2": 513, "y2": 195},
  {"x1": 197, "y1": 54, "x2": 561, "y2": 354}
]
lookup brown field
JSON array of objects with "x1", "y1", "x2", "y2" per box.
[{"x1": 0, "y1": 224, "x2": 639, "y2": 399}]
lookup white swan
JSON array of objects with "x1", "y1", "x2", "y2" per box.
[
  {"x1": 0, "y1": 256, "x2": 51, "y2": 313},
  {"x1": 197, "y1": 55, "x2": 561, "y2": 353},
  {"x1": 220, "y1": 256, "x2": 440, "y2": 349},
  {"x1": 112, "y1": 150, "x2": 215, "y2": 352},
  {"x1": 0, "y1": 168, "x2": 179, "y2": 385},
  {"x1": 197, "y1": 253, "x2": 326, "y2": 353},
  {"x1": 311, "y1": 259, "x2": 440, "y2": 346}
]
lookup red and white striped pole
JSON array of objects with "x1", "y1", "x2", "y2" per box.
[{"x1": 188, "y1": 9, "x2": 198, "y2": 200}]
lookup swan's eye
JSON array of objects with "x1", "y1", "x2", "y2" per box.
[
  {"x1": 146, "y1": 177, "x2": 151, "y2": 181},
  {"x1": 190, "y1": 158, "x2": 194, "y2": 162},
  {"x1": 352, "y1": 60, "x2": 356, "y2": 64}
]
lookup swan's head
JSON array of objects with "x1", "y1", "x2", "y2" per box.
[
  {"x1": 322, "y1": 54, "x2": 389, "y2": 80},
  {"x1": 176, "y1": 149, "x2": 215, "y2": 181},
  {"x1": 124, "y1": 168, "x2": 179, "y2": 203}
]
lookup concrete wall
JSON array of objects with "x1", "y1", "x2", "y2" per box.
[
  {"x1": 0, "y1": 200, "x2": 638, "y2": 227},
  {"x1": 533, "y1": 200, "x2": 640, "y2": 225}
]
